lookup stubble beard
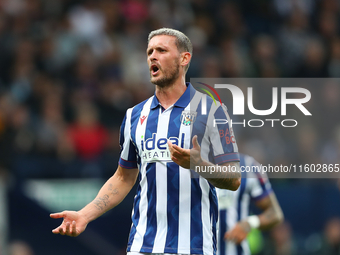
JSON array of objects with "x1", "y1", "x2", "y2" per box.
[{"x1": 150, "y1": 63, "x2": 180, "y2": 88}]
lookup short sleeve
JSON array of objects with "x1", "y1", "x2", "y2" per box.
[
  {"x1": 119, "y1": 108, "x2": 138, "y2": 169},
  {"x1": 208, "y1": 104, "x2": 240, "y2": 164},
  {"x1": 245, "y1": 157, "x2": 272, "y2": 201}
]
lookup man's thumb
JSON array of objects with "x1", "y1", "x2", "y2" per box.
[{"x1": 192, "y1": 135, "x2": 200, "y2": 149}]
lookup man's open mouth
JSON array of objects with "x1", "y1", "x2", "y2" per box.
[{"x1": 151, "y1": 64, "x2": 160, "y2": 76}]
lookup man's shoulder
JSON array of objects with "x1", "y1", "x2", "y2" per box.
[{"x1": 127, "y1": 95, "x2": 155, "y2": 114}]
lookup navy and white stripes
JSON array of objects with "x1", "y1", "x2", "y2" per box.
[{"x1": 119, "y1": 83, "x2": 240, "y2": 255}]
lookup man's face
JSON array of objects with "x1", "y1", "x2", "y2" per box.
[{"x1": 147, "y1": 35, "x2": 181, "y2": 87}]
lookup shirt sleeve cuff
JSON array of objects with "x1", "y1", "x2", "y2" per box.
[
  {"x1": 119, "y1": 157, "x2": 138, "y2": 169},
  {"x1": 252, "y1": 189, "x2": 273, "y2": 201},
  {"x1": 214, "y1": 152, "x2": 240, "y2": 165}
]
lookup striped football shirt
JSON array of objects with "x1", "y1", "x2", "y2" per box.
[
  {"x1": 119, "y1": 83, "x2": 240, "y2": 255},
  {"x1": 216, "y1": 154, "x2": 272, "y2": 255}
]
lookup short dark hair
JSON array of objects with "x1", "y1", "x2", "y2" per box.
[{"x1": 148, "y1": 28, "x2": 193, "y2": 72}]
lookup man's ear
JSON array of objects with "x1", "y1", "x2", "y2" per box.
[{"x1": 180, "y1": 52, "x2": 191, "y2": 68}]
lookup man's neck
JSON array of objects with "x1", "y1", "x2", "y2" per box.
[{"x1": 155, "y1": 78, "x2": 187, "y2": 110}]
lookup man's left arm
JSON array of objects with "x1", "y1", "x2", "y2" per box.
[
  {"x1": 224, "y1": 192, "x2": 284, "y2": 244},
  {"x1": 194, "y1": 156, "x2": 241, "y2": 191}
]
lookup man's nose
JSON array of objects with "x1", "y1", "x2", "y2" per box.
[{"x1": 148, "y1": 51, "x2": 157, "y2": 61}]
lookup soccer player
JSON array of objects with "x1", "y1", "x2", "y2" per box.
[
  {"x1": 50, "y1": 28, "x2": 241, "y2": 255},
  {"x1": 216, "y1": 154, "x2": 284, "y2": 255}
]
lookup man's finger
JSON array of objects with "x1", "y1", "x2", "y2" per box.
[
  {"x1": 171, "y1": 150, "x2": 184, "y2": 158},
  {"x1": 173, "y1": 144, "x2": 187, "y2": 154},
  {"x1": 52, "y1": 227, "x2": 61, "y2": 234},
  {"x1": 168, "y1": 141, "x2": 186, "y2": 156},
  {"x1": 167, "y1": 141, "x2": 175, "y2": 153},
  {"x1": 71, "y1": 221, "x2": 77, "y2": 236},
  {"x1": 171, "y1": 155, "x2": 178, "y2": 163},
  {"x1": 168, "y1": 140, "x2": 179, "y2": 151},
  {"x1": 167, "y1": 140, "x2": 173, "y2": 148},
  {"x1": 65, "y1": 222, "x2": 71, "y2": 235},
  {"x1": 58, "y1": 227, "x2": 65, "y2": 235},
  {"x1": 50, "y1": 212, "x2": 63, "y2": 219}
]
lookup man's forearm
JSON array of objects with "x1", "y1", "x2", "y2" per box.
[
  {"x1": 79, "y1": 168, "x2": 138, "y2": 223},
  {"x1": 194, "y1": 160, "x2": 241, "y2": 190}
]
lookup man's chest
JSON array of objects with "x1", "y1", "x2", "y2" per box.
[{"x1": 130, "y1": 108, "x2": 205, "y2": 163}]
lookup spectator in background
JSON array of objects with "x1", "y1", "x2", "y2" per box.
[
  {"x1": 251, "y1": 35, "x2": 280, "y2": 77},
  {"x1": 322, "y1": 125, "x2": 340, "y2": 167},
  {"x1": 149, "y1": 0, "x2": 194, "y2": 29},
  {"x1": 328, "y1": 38, "x2": 340, "y2": 77},
  {"x1": 278, "y1": 8, "x2": 311, "y2": 76},
  {"x1": 295, "y1": 38, "x2": 328, "y2": 77},
  {"x1": 295, "y1": 125, "x2": 319, "y2": 164},
  {"x1": 0, "y1": 101, "x2": 36, "y2": 177},
  {"x1": 52, "y1": 15, "x2": 82, "y2": 70},
  {"x1": 318, "y1": 82, "x2": 340, "y2": 140},
  {"x1": 321, "y1": 218, "x2": 340, "y2": 255},
  {"x1": 35, "y1": 91, "x2": 65, "y2": 158},
  {"x1": 10, "y1": 38, "x2": 35, "y2": 103},
  {"x1": 68, "y1": 0, "x2": 110, "y2": 57},
  {"x1": 68, "y1": 45, "x2": 101, "y2": 101},
  {"x1": 219, "y1": 37, "x2": 249, "y2": 77},
  {"x1": 318, "y1": 10, "x2": 338, "y2": 41},
  {"x1": 66, "y1": 102, "x2": 108, "y2": 162},
  {"x1": 58, "y1": 101, "x2": 109, "y2": 178}
]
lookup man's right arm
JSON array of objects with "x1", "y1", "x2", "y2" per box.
[{"x1": 50, "y1": 165, "x2": 139, "y2": 237}]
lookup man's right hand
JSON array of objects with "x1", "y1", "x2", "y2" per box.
[{"x1": 50, "y1": 211, "x2": 88, "y2": 237}]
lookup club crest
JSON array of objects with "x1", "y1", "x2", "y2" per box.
[{"x1": 180, "y1": 111, "x2": 197, "y2": 126}]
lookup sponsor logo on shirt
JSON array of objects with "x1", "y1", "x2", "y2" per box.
[
  {"x1": 140, "y1": 115, "x2": 147, "y2": 125},
  {"x1": 140, "y1": 133, "x2": 185, "y2": 162}
]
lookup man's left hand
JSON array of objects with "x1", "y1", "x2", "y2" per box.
[{"x1": 168, "y1": 135, "x2": 202, "y2": 169}]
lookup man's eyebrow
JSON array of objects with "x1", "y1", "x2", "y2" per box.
[{"x1": 147, "y1": 45, "x2": 168, "y2": 53}]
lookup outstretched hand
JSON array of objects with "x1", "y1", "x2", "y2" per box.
[
  {"x1": 167, "y1": 135, "x2": 202, "y2": 169},
  {"x1": 50, "y1": 211, "x2": 88, "y2": 237}
]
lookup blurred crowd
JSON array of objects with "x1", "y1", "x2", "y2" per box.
[{"x1": 0, "y1": 0, "x2": 339, "y2": 180}]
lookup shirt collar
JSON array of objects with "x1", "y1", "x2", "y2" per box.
[{"x1": 150, "y1": 82, "x2": 194, "y2": 109}]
